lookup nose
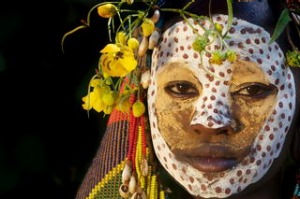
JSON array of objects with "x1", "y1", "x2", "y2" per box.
[
  {"x1": 191, "y1": 77, "x2": 239, "y2": 130},
  {"x1": 191, "y1": 99, "x2": 233, "y2": 129},
  {"x1": 189, "y1": 123, "x2": 237, "y2": 135}
]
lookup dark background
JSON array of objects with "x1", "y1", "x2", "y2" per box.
[
  {"x1": 0, "y1": 0, "x2": 108, "y2": 198},
  {"x1": 0, "y1": 0, "x2": 297, "y2": 199}
]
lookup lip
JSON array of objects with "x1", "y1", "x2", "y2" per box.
[
  {"x1": 174, "y1": 144, "x2": 242, "y2": 173},
  {"x1": 187, "y1": 156, "x2": 238, "y2": 172}
]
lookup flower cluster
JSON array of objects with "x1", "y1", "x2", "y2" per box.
[
  {"x1": 79, "y1": 1, "x2": 160, "y2": 117},
  {"x1": 81, "y1": 30, "x2": 143, "y2": 115},
  {"x1": 286, "y1": 50, "x2": 300, "y2": 67},
  {"x1": 191, "y1": 20, "x2": 237, "y2": 65},
  {"x1": 80, "y1": 1, "x2": 239, "y2": 118},
  {"x1": 61, "y1": 0, "x2": 242, "y2": 118}
]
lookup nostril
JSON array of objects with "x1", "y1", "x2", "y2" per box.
[
  {"x1": 190, "y1": 123, "x2": 238, "y2": 135},
  {"x1": 218, "y1": 129, "x2": 229, "y2": 135},
  {"x1": 194, "y1": 129, "x2": 201, "y2": 134},
  {"x1": 217, "y1": 125, "x2": 238, "y2": 135}
]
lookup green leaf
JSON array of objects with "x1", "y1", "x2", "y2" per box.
[
  {"x1": 270, "y1": 8, "x2": 291, "y2": 44},
  {"x1": 226, "y1": 0, "x2": 233, "y2": 32}
]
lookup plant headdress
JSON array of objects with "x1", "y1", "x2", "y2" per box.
[{"x1": 62, "y1": 0, "x2": 300, "y2": 199}]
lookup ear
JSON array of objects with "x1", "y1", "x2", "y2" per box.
[{"x1": 290, "y1": 67, "x2": 300, "y2": 164}]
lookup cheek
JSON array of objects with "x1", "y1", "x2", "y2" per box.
[
  {"x1": 155, "y1": 90, "x2": 195, "y2": 147},
  {"x1": 232, "y1": 95, "x2": 277, "y2": 144}
]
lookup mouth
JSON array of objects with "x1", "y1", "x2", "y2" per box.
[
  {"x1": 174, "y1": 144, "x2": 243, "y2": 173},
  {"x1": 187, "y1": 156, "x2": 238, "y2": 172}
]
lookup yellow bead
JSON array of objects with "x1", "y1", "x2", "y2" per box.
[{"x1": 159, "y1": 190, "x2": 165, "y2": 199}]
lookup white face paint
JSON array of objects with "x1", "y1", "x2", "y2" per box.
[{"x1": 147, "y1": 15, "x2": 296, "y2": 198}]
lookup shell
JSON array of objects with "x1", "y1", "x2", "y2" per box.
[
  {"x1": 131, "y1": 188, "x2": 146, "y2": 199},
  {"x1": 129, "y1": 175, "x2": 137, "y2": 194},
  {"x1": 141, "y1": 158, "x2": 149, "y2": 177},
  {"x1": 122, "y1": 163, "x2": 132, "y2": 183},
  {"x1": 138, "y1": 36, "x2": 148, "y2": 57},
  {"x1": 140, "y1": 70, "x2": 150, "y2": 89},
  {"x1": 119, "y1": 183, "x2": 130, "y2": 198},
  {"x1": 150, "y1": 10, "x2": 160, "y2": 24},
  {"x1": 148, "y1": 30, "x2": 160, "y2": 49}
]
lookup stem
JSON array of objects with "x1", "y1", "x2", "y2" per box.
[
  {"x1": 108, "y1": 17, "x2": 112, "y2": 42},
  {"x1": 115, "y1": 14, "x2": 142, "y2": 36},
  {"x1": 98, "y1": 56, "x2": 103, "y2": 76},
  {"x1": 182, "y1": 0, "x2": 195, "y2": 11},
  {"x1": 115, "y1": 76, "x2": 124, "y2": 92},
  {"x1": 160, "y1": 8, "x2": 200, "y2": 19},
  {"x1": 208, "y1": 0, "x2": 212, "y2": 20},
  {"x1": 286, "y1": 24, "x2": 298, "y2": 51},
  {"x1": 291, "y1": 12, "x2": 300, "y2": 42},
  {"x1": 116, "y1": 10, "x2": 126, "y2": 30}
]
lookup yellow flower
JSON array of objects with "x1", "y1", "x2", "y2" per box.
[
  {"x1": 214, "y1": 23, "x2": 223, "y2": 33},
  {"x1": 116, "y1": 97, "x2": 130, "y2": 113},
  {"x1": 103, "y1": 105, "x2": 114, "y2": 114},
  {"x1": 82, "y1": 94, "x2": 94, "y2": 111},
  {"x1": 102, "y1": 91, "x2": 117, "y2": 106},
  {"x1": 286, "y1": 50, "x2": 300, "y2": 67},
  {"x1": 209, "y1": 51, "x2": 226, "y2": 65},
  {"x1": 82, "y1": 85, "x2": 110, "y2": 112},
  {"x1": 90, "y1": 78, "x2": 102, "y2": 87},
  {"x1": 100, "y1": 44, "x2": 137, "y2": 77},
  {"x1": 127, "y1": 38, "x2": 139, "y2": 51},
  {"x1": 116, "y1": 31, "x2": 128, "y2": 45},
  {"x1": 97, "y1": 4, "x2": 117, "y2": 18},
  {"x1": 226, "y1": 50, "x2": 237, "y2": 63},
  {"x1": 132, "y1": 100, "x2": 145, "y2": 117},
  {"x1": 141, "y1": 18, "x2": 155, "y2": 37},
  {"x1": 192, "y1": 35, "x2": 209, "y2": 53},
  {"x1": 101, "y1": 43, "x2": 120, "y2": 53}
]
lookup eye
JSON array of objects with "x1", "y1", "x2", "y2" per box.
[
  {"x1": 164, "y1": 81, "x2": 199, "y2": 99},
  {"x1": 232, "y1": 82, "x2": 277, "y2": 99}
]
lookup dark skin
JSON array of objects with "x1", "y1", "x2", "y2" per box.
[{"x1": 158, "y1": 0, "x2": 300, "y2": 198}]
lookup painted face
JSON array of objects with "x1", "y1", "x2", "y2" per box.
[{"x1": 147, "y1": 15, "x2": 296, "y2": 198}]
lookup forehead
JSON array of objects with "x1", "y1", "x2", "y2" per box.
[
  {"x1": 156, "y1": 60, "x2": 269, "y2": 86},
  {"x1": 151, "y1": 14, "x2": 286, "y2": 84}
]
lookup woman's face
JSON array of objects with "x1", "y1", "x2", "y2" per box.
[
  {"x1": 147, "y1": 15, "x2": 296, "y2": 198},
  {"x1": 154, "y1": 60, "x2": 277, "y2": 172}
]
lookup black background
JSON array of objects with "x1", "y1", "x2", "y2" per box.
[
  {"x1": 0, "y1": 0, "x2": 108, "y2": 198},
  {"x1": 0, "y1": 0, "x2": 298, "y2": 198}
]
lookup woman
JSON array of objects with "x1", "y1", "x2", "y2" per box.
[
  {"x1": 71, "y1": 0, "x2": 300, "y2": 198},
  {"x1": 148, "y1": 14, "x2": 300, "y2": 199}
]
